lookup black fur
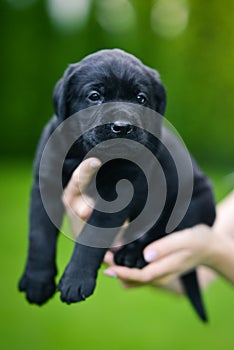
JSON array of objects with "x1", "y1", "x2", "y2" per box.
[{"x1": 19, "y1": 49, "x2": 215, "y2": 321}]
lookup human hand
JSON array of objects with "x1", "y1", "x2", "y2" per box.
[
  {"x1": 61, "y1": 158, "x2": 184, "y2": 294},
  {"x1": 62, "y1": 157, "x2": 102, "y2": 236},
  {"x1": 103, "y1": 225, "x2": 218, "y2": 293},
  {"x1": 104, "y1": 250, "x2": 184, "y2": 294},
  {"x1": 62, "y1": 162, "x2": 234, "y2": 290}
]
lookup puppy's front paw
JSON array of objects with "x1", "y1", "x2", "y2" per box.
[
  {"x1": 58, "y1": 270, "x2": 96, "y2": 304},
  {"x1": 18, "y1": 273, "x2": 56, "y2": 305}
]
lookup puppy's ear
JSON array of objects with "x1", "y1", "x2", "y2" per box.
[
  {"x1": 147, "y1": 67, "x2": 167, "y2": 116},
  {"x1": 52, "y1": 64, "x2": 78, "y2": 120},
  {"x1": 52, "y1": 77, "x2": 64, "y2": 119},
  {"x1": 155, "y1": 79, "x2": 166, "y2": 116}
]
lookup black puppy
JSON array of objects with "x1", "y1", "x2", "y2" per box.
[{"x1": 19, "y1": 49, "x2": 215, "y2": 321}]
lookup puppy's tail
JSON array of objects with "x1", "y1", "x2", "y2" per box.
[{"x1": 181, "y1": 270, "x2": 208, "y2": 322}]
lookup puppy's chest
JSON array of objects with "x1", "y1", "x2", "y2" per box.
[{"x1": 87, "y1": 163, "x2": 148, "y2": 208}]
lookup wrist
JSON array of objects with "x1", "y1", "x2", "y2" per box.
[
  {"x1": 204, "y1": 231, "x2": 224, "y2": 269},
  {"x1": 204, "y1": 232, "x2": 234, "y2": 283}
]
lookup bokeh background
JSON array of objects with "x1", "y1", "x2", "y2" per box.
[{"x1": 1, "y1": 0, "x2": 233, "y2": 349}]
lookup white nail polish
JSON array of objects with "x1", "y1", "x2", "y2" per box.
[
  {"x1": 104, "y1": 269, "x2": 117, "y2": 278},
  {"x1": 144, "y1": 250, "x2": 157, "y2": 262},
  {"x1": 89, "y1": 160, "x2": 101, "y2": 169}
]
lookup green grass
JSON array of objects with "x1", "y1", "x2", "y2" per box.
[{"x1": 0, "y1": 159, "x2": 233, "y2": 350}]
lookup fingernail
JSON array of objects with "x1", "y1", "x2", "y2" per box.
[
  {"x1": 103, "y1": 269, "x2": 117, "y2": 278},
  {"x1": 89, "y1": 159, "x2": 101, "y2": 169},
  {"x1": 144, "y1": 250, "x2": 157, "y2": 262}
]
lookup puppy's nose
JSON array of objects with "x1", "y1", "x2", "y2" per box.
[{"x1": 111, "y1": 122, "x2": 133, "y2": 136}]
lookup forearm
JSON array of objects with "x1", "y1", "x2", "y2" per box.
[
  {"x1": 206, "y1": 191, "x2": 234, "y2": 284},
  {"x1": 207, "y1": 232, "x2": 234, "y2": 284},
  {"x1": 214, "y1": 190, "x2": 234, "y2": 239}
]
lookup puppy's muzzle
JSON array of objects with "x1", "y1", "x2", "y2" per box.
[{"x1": 111, "y1": 121, "x2": 133, "y2": 136}]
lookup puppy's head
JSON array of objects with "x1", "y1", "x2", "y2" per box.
[{"x1": 53, "y1": 49, "x2": 166, "y2": 154}]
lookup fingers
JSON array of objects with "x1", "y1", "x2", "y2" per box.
[
  {"x1": 143, "y1": 231, "x2": 191, "y2": 263},
  {"x1": 143, "y1": 225, "x2": 210, "y2": 263},
  {"x1": 103, "y1": 264, "x2": 165, "y2": 284},
  {"x1": 62, "y1": 158, "x2": 101, "y2": 219},
  {"x1": 103, "y1": 246, "x2": 187, "y2": 294},
  {"x1": 103, "y1": 233, "x2": 191, "y2": 283},
  {"x1": 103, "y1": 250, "x2": 191, "y2": 283},
  {"x1": 75, "y1": 158, "x2": 102, "y2": 193},
  {"x1": 103, "y1": 261, "x2": 183, "y2": 293},
  {"x1": 63, "y1": 158, "x2": 101, "y2": 200},
  {"x1": 103, "y1": 226, "x2": 213, "y2": 293},
  {"x1": 103, "y1": 251, "x2": 115, "y2": 266},
  {"x1": 68, "y1": 195, "x2": 94, "y2": 221}
]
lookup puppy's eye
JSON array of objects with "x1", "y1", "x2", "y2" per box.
[
  {"x1": 136, "y1": 93, "x2": 147, "y2": 105},
  {"x1": 88, "y1": 91, "x2": 101, "y2": 102}
]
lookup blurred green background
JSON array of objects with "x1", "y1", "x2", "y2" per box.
[{"x1": 1, "y1": 0, "x2": 233, "y2": 349}]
